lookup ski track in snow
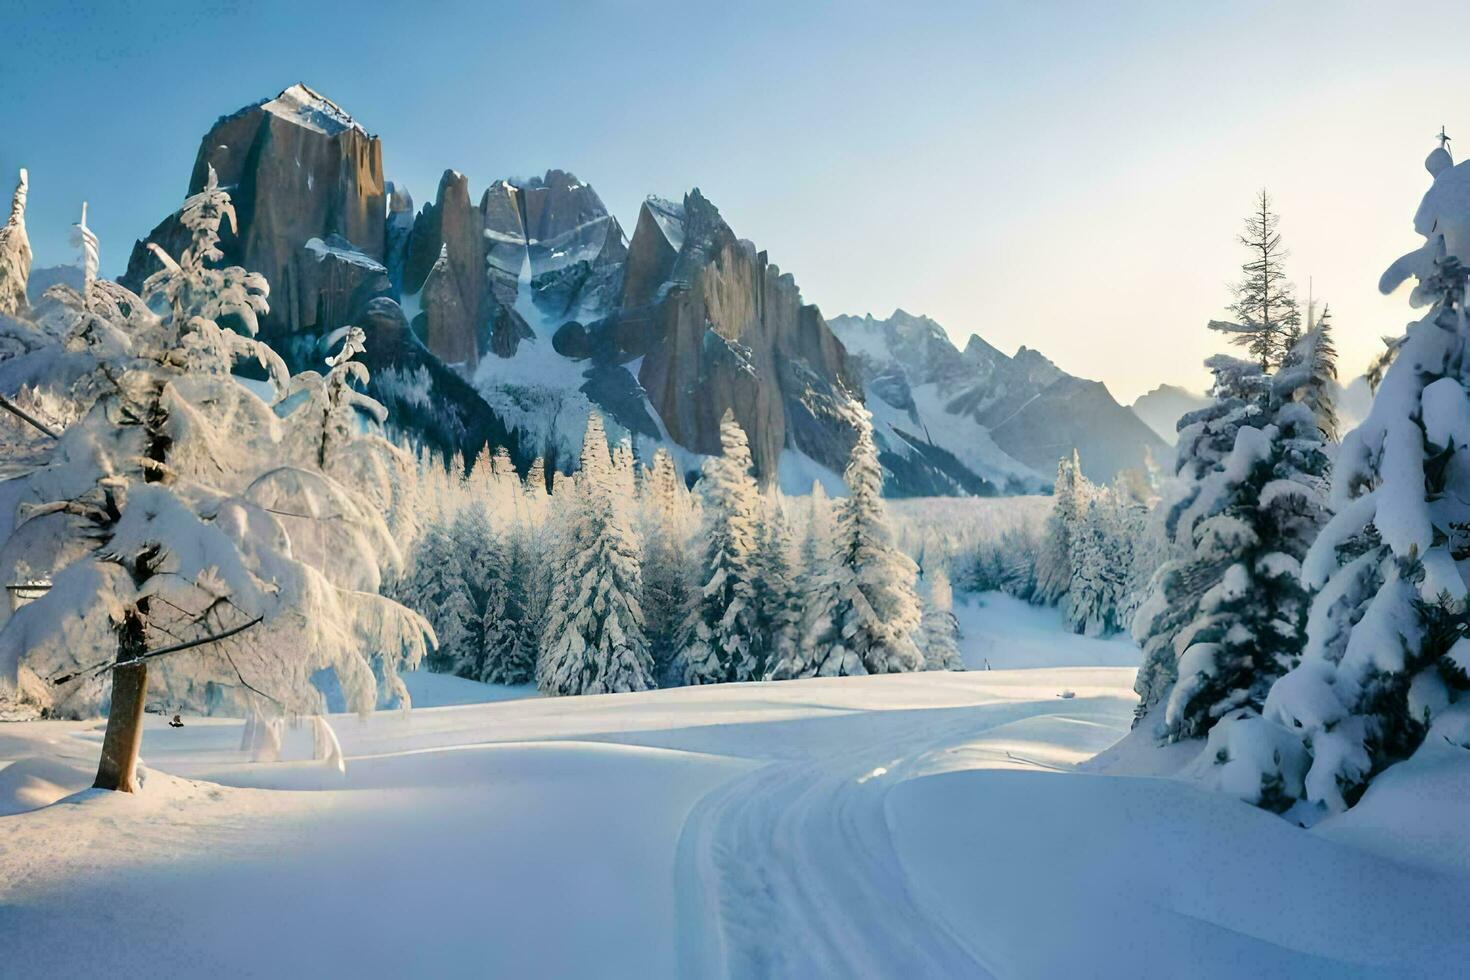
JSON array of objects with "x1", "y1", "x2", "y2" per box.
[{"x1": 676, "y1": 700, "x2": 1117, "y2": 978}]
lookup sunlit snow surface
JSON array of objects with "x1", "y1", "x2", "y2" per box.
[{"x1": 2, "y1": 600, "x2": 1466, "y2": 977}]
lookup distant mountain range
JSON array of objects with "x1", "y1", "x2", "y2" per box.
[{"x1": 830, "y1": 310, "x2": 1167, "y2": 487}]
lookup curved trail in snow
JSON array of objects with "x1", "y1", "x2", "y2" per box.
[{"x1": 674, "y1": 702, "x2": 1083, "y2": 979}]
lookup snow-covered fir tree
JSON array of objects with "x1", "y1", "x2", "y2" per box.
[
  {"x1": 674, "y1": 410, "x2": 764, "y2": 684},
  {"x1": 753, "y1": 493, "x2": 802, "y2": 679},
  {"x1": 1282, "y1": 304, "x2": 1339, "y2": 442},
  {"x1": 640, "y1": 447, "x2": 697, "y2": 683},
  {"x1": 398, "y1": 514, "x2": 473, "y2": 678},
  {"x1": 821, "y1": 410, "x2": 926, "y2": 675},
  {"x1": 478, "y1": 522, "x2": 538, "y2": 685},
  {"x1": 1035, "y1": 450, "x2": 1086, "y2": 605},
  {"x1": 1133, "y1": 353, "x2": 1272, "y2": 720},
  {"x1": 1065, "y1": 486, "x2": 1136, "y2": 638},
  {"x1": 1221, "y1": 140, "x2": 1470, "y2": 812},
  {"x1": 443, "y1": 503, "x2": 494, "y2": 677},
  {"x1": 1133, "y1": 315, "x2": 1334, "y2": 748},
  {"x1": 921, "y1": 567, "x2": 964, "y2": 671},
  {"x1": 772, "y1": 483, "x2": 865, "y2": 678},
  {"x1": 537, "y1": 413, "x2": 653, "y2": 695}
]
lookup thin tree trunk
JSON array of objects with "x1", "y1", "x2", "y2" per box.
[{"x1": 94, "y1": 661, "x2": 148, "y2": 792}]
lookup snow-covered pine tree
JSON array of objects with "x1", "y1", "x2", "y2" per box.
[
  {"x1": 921, "y1": 567, "x2": 964, "y2": 670},
  {"x1": 1209, "y1": 190, "x2": 1303, "y2": 371},
  {"x1": 753, "y1": 493, "x2": 802, "y2": 679},
  {"x1": 1132, "y1": 355, "x2": 1273, "y2": 720},
  {"x1": 0, "y1": 169, "x2": 30, "y2": 318},
  {"x1": 443, "y1": 503, "x2": 495, "y2": 677},
  {"x1": 1133, "y1": 322, "x2": 1333, "y2": 748},
  {"x1": 674, "y1": 410, "x2": 764, "y2": 684},
  {"x1": 537, "y1": 413, "x2": 654, "y2": 695},
  {"x1": 1064, "y1": 488, "x2": 1132, "y2": 637},
  {"x1": 771, "y1": 483, "x2": 865, "y2": 678},
  {"x1": 479, "y1": 521, "x2": 538, "y2": 685},
  {"x1": 1115, "y1": 476, "x2": 1164, "y2": 633},
  {"x1": 0, "y1": 169, "x2": 430, "y2": 788},
  {"x1": 1034, "y1": 449, "x2": 1086, "y2": 606},
  {"x1": 1224, "y1": 140, "x2": 1470, "y2": 812},
  {"x1": 826, "y1": 410, "x2": 925, "y2": 674},
  {"x1": 640, "y1": 447, "x2": 696, "y2": 683},
  {"x1": 1282, "y1": 304, "x2": 1339, "y2": 442}
]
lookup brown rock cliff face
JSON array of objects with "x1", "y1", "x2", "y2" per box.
[
  {"x1": 123, "y1": 84, "x2": 385, "y2": 345},
  {"x1": 596, "y1": 191, "x2": 859, "y2": 483},
  {"x1": 404, "y1": 171, "x2": 489, "y2": 369}
]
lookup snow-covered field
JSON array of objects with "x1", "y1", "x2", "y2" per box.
[{"x1": 2, "y1": 600, "x2": 1466, "y2": 978}]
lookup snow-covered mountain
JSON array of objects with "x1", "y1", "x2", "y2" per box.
[
  {"x1": 1131, "y1": 383, "x2": 1211, "y2": 444},
  {"x1": 121, "y1": 84, "x2": 1157, "y2": 495},
  {"x1": 830, "y1": 310, "x2": 1167, "y2": 486}
]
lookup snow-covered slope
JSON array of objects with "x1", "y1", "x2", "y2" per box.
[
  {"x1": 5, "y1": 651, "x2": 1465, "y2": 977},
  {"x1": 830, "y1": 310, "x2": 1168, "y2": 486}
]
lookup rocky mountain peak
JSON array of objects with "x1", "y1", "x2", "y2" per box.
[{"x1": 123, "y1": 82, "x2": 387, "y2": 348}]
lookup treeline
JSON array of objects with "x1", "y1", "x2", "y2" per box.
[
  {"x1": 962, "y1": 451, "x2": 1160, "y2": 638},
  {"x1": 390, "y1": 409, "x2": 964, "y2": 696}
]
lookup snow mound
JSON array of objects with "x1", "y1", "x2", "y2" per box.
[{"x1": 0, "y1": 756, "x2": 93, "y2": 815}]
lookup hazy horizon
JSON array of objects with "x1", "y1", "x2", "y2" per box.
[{"x1": 3, "y1": 0, "x2": 1460, "y2": 402}]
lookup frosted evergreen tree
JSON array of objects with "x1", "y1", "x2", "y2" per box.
[
  {"x1": 537, "y1": 413, "x2": 653, "y2": 695},
  {"x1": 772, "y1": 483, "x2": 865, "y2": 678},
  {"x1": 1133, "y1": 356, "x2": 1273, "y2": 719},
  {"x1": 921, "y1": 568, "x2": 964, "y2": 670},
  {"x1": 0, "y1": 169, "x2": 30, "y2": 318},
  {"x1": 402, "y1": 518, "x2": 476, "y2": 676},
  {"x1": 1064, "y1": 490, "x2": 1133, "y2": 637},
  {"x1": 641, "y1": 448, "x2": 697, "y2": 683},
  {"x1": 1228, "y1": 140, "x2": 1470, "y2": 812},
  {"x1": 1280, "y1": 306, "x2": 1339, "y2": 442},
  {"x1": 1209, "y1": 190, "x2": 1303, "y2": 371},
  {"x1": 827, "y1": 411, "x2": 926, "y2": 674},
  {"x1": 674, "y1": 411, "x2": 764, "y2": 684},
  {"x1": 1035, "y1": 450, "x2": 1086, "y2": 605},
  {"x1": 1133, "y1": 323, "x2": 1332, "y2": 745},
  {"x1": 479, "y1": 523, "x2": 538, "y2": 685},
  {"x1": 753, "y1": 494, "x2": 802, "y2": 679},
  {"x1": 0, "y1": 171, "x2": 429, "y2": 788}
]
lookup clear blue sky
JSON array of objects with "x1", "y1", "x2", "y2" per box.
[{"x1": 1, "y1": 0, "x2": 1459, "y2": 400}]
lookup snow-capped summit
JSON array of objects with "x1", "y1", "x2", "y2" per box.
[{"x1": 259, "y1": 83, "x2": 366, "y2": 137}]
